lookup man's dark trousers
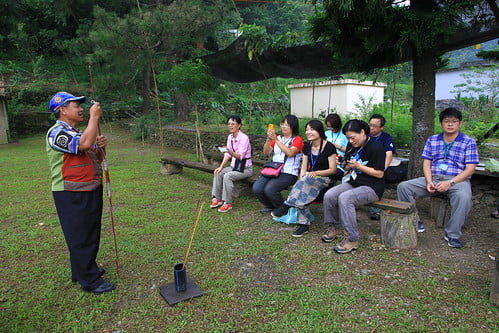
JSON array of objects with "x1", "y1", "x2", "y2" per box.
[{"x1": 53, "y1": 186, "x2": 104, "y2": 289}]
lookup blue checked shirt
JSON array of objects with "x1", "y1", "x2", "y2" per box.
[{"x1": 422, "y1": 132, "x2": 479, "y2": 177}]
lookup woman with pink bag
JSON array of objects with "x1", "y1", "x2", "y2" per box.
[{"x1": 252, "y1": 115, "x2": 304, "y2": 214}]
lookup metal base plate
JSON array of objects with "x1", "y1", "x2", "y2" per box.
[{"x1": 159, "y1": 277, "x2": 204, "y2": 306}]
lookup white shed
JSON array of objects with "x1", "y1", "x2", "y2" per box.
[{"x1": 288, "y1": 79, "x2": 386, "y2": 118}]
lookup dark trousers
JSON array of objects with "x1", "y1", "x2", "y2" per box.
[
  {"x1": 53, "y1": 186, "x2": 104, "y2": 289},
  {"x1": 252, "y1": 173, "x2": 297, "y2": 209}
]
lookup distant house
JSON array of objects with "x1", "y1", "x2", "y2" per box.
[
  {"x1": 288, "y1": 79, "x2": 386, "y2": 118},
  {"x1": 435, "y1": 60, "x2": 497, "y2": 101}
]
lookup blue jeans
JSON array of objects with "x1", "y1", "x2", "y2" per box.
[{"x1": 252, "y1": 173, "x2": 297, "y2": 209}]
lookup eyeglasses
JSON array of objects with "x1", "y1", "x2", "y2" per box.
[
  {"x1": 442, "y1": 120, "x2": 460, "y2": 125},
  {"x1": 369, "y1": 124, "x2": 380, "y2": 128}
]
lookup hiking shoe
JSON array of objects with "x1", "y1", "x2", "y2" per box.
[
  {"x1": 210, "y1": 198, "x2": 223, "y2": 208},
  {"x1": 444, "y1": 234, "x2": 462, "y2": 248},
  {"x1": 417, "y1": 221, "x2": 425, "y2": 233},
  {"x1": 292, "y1": 225, "x2": 309, "y2": 237},
  {"x1": 217, "y1": 203, "x2": 232, "y2": 213},
  {"x1": 260, "y1": 207, "x2": 273, "y2": 213},
  {"x1": 271, "y1": 204, "x2": 290, "y2": 218},
  {"x1": 333, "y1": 237, "x2": 358, "y2": 254},
  {"x1": 321, "y1": 226, "x2": 343, "y2": 243}
]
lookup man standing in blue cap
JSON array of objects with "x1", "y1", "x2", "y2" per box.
[{"x1": 46, "y1": 92, "x2": 114, "y2": 294}]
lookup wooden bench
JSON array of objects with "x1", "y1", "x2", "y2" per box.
[{"x1": 159, "y1": 156, "x2": 260, "y2": 197}]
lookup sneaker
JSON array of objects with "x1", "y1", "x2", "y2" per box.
[
  {"x1": 417, "y1": 221, "x2": 425, "y2": 233},
  {"x1": 292, "y1": 225, "x2": 309, "y2": 237},
  {"x1": 260, "y1": 207, "x2": 273, "y2": 213},
  {"x1": 369, "y1": 207, "x2": 381, "y2": 220},
  {"x1": 210, "y1": 198, "x2": 223, "y2": 208},
  {"x1": 333, "y1": 237, "x2": 359, "y2": 254},
  {"x1": 321, "y1": 226, "x2": 343, "y2": 243},
  {"x1": 443, "y1": 234, "x2": 462, "y2": 248},
  {"x1": 217, "y1": 203, "x2": 232, "y2": 213},
  {"x1": 271, "y1": 204, "x2": 290, "y2": 218}
]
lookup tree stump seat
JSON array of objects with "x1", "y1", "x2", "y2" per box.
[
  {"x1": 368, "y1": 199, "x2": 417, "y2": 250},
  {"x1": 430, "y1": 194, "x2": 451, "y2": 228}
]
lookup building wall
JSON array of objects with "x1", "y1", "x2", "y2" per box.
[
  {"x1": 288, "y1": 79, "x2": 386, "y2": 119},
  {"x1": 436, "y1": 67, "x2": 496, "y2": 100}
]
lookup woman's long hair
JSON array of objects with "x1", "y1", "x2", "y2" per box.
[{"x1": 306, "y1": 119, "x2": 326, "y2": 140}]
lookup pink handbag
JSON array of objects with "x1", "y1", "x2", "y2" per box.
[{"x1": 260, "y1": 161, "x2": 285, "y2": 177}]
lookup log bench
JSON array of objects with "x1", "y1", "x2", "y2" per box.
[{"x1": 159, "y1": 156, "x2": 261, "y2": 197}]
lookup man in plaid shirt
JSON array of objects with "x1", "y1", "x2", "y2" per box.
[{"x1": 397, "y1": 108, "x2": 479, "y2": 248}]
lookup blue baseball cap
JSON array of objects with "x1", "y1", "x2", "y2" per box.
[{"x1": 48, "y1": 92, "x2": 86, "y2": 113}]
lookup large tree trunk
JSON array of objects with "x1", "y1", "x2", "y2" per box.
[
  {"x1": 408, "y1": 49, "x2": 436, "y2": 178},
  {"x1": 141, "y1": 66, "x2": 151, "y2": 114},
  {"x1": 174, "y1": 91, "x2": 191, "y2": 122}
]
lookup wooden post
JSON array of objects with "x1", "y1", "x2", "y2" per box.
[
  {"x1": 0, "y1": 83, "x2": 10, "y2": 144},
  {"x1": 430, "y1": 196, "x2": 450, "y2": 227},
  {"x1": 491, "y1": 248, "x2": 499, "y2": 307},
  {"x1": 380, "y1": 211, "x2": 417, "y2": 249}
]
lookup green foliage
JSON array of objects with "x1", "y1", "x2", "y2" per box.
[
  {"x1": 238, "y1": 23, "x2": 309, "y2": 61},
  {"x1": 309, "y1": 0, "x2": 483, "y2": 72},
  {"x1": 459, "y1": 99, "x2": 499, "y2": 141},
  {"x1": 237, "y1": 0, "x2": 312, "y2": 36},
  {"x1": 157, "y1": 60, "x2": 219, "y2": 102},
  {"x1": 451, "y1": 64, "x2": 498, "y2": 103},
  {"x1": 132, "y1": 113, "x2": 158, "y2": 140},
  {"x1": 477, "y1": 48, "x2": 499, "y2": 61},
  {"x1": 239, "y1": 24, "x2": 272, "y2": 61},
  {"x1": 370, "y1": 102, "x2": 413, "y2": 149}
]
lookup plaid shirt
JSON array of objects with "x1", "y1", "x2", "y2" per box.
[{"x1": 422, "y1": 132, "x2": 479, "y2": 177}]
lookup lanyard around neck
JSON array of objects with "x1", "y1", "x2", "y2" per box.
[
  {"x1": 443, "y1": 140, "x2": 455, "y2": 159},
  {"x1": 309, "y1": 140, "x2": 323, "y2": 171}
]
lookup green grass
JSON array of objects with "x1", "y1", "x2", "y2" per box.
[{"x1": 0, "y1": 124, "x2": 497, "y2": 332}]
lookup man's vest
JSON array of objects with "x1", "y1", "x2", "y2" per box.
[{"x1": 46, "y1": 121, "x2": 103, "y2": 191}]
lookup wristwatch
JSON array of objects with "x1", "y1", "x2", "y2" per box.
[{"x1": 449, "y1": 179, "x2": 455, "y2": 186}]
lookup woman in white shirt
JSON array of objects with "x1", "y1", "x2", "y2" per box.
[{"x1": 253, "y1": 115, "x2": 304, "y2": 213}]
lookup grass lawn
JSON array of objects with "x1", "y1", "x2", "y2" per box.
[{"x1": 1, "y1": 123, "x2": 497, "y2": 332}]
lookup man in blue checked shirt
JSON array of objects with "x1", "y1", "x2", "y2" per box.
[{"x1": 397, "y1": 108, "x2": 479, "y2": 248}]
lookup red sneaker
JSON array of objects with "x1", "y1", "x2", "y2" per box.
[
  {"x1": 210, "y1": 198, "x2": 223, "y2": 208},
  {"x1": 218, "y1": 203, "x2": 233, "y2": 213}
]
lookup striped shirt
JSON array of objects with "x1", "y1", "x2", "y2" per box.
[{"x1": 422, "y1": 132, "x2": 479, "y2": 176}]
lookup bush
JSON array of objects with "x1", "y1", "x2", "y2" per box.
[{"x1": 369, "y1": 103, "x2": 413, "y2": 149}]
